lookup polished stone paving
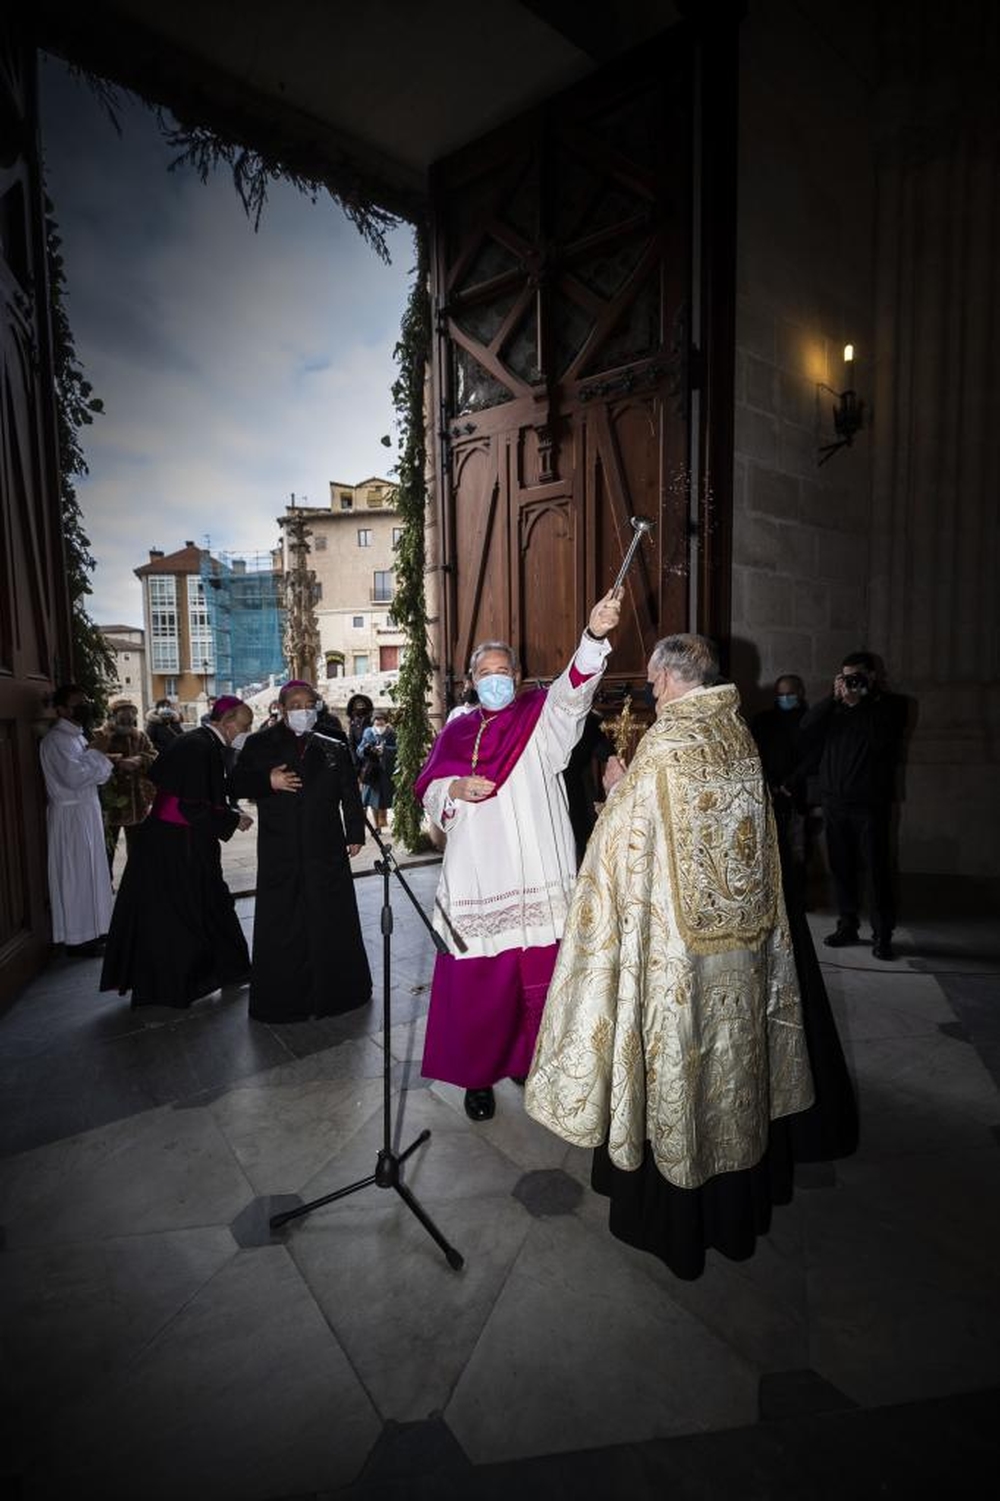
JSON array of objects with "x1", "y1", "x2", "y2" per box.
[{"x1": 1, "y1": 866, "x2": 998, "y2": 1499}]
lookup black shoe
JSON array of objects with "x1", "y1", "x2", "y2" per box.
[
  {"x1": 464, "y1": 1087, "x2": 496, "y2": 1122},
  {"x1": 872, "y1": 935, "x2": 896, "y2": 961},
  {"x1": 823, "y1": 924, "x2": 860, "y2": 948},
  {"x1": 64, "y1": 940, "x2": 104, "y2": 959}
]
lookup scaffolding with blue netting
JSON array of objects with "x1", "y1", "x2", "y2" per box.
[{"x1": 201, "y1": 552, "x2": 286, "y2": 695}]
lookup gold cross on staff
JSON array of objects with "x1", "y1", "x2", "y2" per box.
[{"x1": 600, "y1": 692, "x2": 644, "y2": 766}]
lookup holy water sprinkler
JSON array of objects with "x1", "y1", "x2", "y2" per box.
[{"x1": 612, "y1": 515, "x2": 655, "y2": 595}]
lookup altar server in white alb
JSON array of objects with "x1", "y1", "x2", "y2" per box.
[{"x1": 39, "y1": 684, "x2": 115, "y2": 957}]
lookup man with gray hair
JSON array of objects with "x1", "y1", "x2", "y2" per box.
[
  {"x1": 415, "y1": 591, "x2": 621, "y2": 1122},
  {"x1": 526, "y1": 632, "x2": 816, "y2": 1276}
]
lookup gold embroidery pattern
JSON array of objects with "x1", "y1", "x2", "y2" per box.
[
  {"x1": 525, "y1": 684, "x2": 814, "y2": 1190},
  {"x1": 634, "y1": 687, "x2": 780, "y2": 955}
]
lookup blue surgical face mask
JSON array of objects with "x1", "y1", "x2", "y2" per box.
[
  {"x1": 776, "y1": 694, "x2": 800, "y2": 711},
  {"x1": 476, "y1": 674, "x2": 516, "y2": 712}
]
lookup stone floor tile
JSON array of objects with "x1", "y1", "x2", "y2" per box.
[
  {"x1": 288, "y1": 1191, "x2": 531, "y2": 1420},
  {"x1": 0, "y1": 1105, "x2": 254, "y2": 1250},
  {"x1": 430, "y1": 1078, "x2": 572, "y2": 1172},
  {"x1": 26, "y1": 1246, "x2": 381, "y2": 1500},
  {"x1": 209, "y1": 1075, "x2": 386, "y2": 1196},
  {"x1": 804, "y1": 1146, "x2": 1000, "y2": 1406},
  {"x1": 823, "y1": 967, "x2": 955, "y2": 1044},
  {"x1": 2, "y1": 1226, "x2": 237, "y2": 1416},
  {"x1": 848, "y1": 1029, "x2": 1000, "y2": 1160},
  {"x1": 445, "y1": 1214, "x2": 759, "y2": 1464},
  {"x1": 294, "y1": 1086, "x2": 522, "y2": 1210}
]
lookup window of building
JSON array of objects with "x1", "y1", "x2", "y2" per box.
[
  {"x1": 379, "y1": 644, "x2": 400, "y2": 671},
  {"x1": 165, "y1": 677, "x2": 178, "y2": 697},
  {"x1": 352, "y1": 615, "x2": 364, "y2": 628},
  {"x1": 357, "y1": 528, "x2": 373, "y2": 548},
  {"x1": 314, "y1": 534, "x2": 327, "y2": 550},
  {"x1": 353, "y1": 654, "x2": 370, "y2": 675},
  {"x1": 372, "y1": 569, "x2": 394, "y2": 602},
  {"x1": 149, "y1": 576, "x2": 180, "y2": 672},
  {"x1": 124, "y1": 676, "x2": 132, "y2": 685},
  {"x1": 340, "y1": 491, "x2": 353, "y2": 510},
  {"x1": 366, "y1": 487, "x2": 384, "y2": 508},
  {"x1": 187, "y1": 575, "x2": 214, "y2": 674},
  {"x1": 325, "y1": 651, "x2": 345, "y2": 679},
  {"x1": 392, "y1": 527, "x2": 403, "y2": 547},
  {"x1": 313, "y1": 581, "x2": 323, "y2": 601},
  {"x1": 122, "y1": 652, "x2": 131, "y2": 661},
  {"x1": 386, "y1": 612, "x2": 397, "y2": 628}
]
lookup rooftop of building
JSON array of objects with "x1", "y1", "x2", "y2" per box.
[{"x1": 134, "y1": 542, "x2": 212, "y2": 577}]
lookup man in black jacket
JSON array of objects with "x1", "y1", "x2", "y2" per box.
[{"x1": 795, "y1": 652, "x2": 908, "y2": 960}]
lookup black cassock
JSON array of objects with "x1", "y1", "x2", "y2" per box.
[
  {"x1": 100, "y1": 727, "x2": 250, "y2": 1008},
  {"x1": 231, "y1": 725, "x2": 372, "y2": 1022}
]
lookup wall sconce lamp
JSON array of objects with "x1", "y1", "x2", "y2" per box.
[{"x1": 818, "y1": 344, "x2": 865, "y2": 466}]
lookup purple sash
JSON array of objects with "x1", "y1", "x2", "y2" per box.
[{"x1": 414, "y1": 688, "x2": 547, "y2": 803}]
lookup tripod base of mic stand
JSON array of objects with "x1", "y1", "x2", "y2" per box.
[{"x1": 268, "y1": 1128, "x2": 464, "y2": 1271}]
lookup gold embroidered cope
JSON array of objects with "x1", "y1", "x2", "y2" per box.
[{"x1": 525, "y1": 683, "x2": 814, "y2": 1189}]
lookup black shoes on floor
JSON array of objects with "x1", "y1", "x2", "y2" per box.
[
  {"x1": 64, "y1": 939, "x2": 105, "y2": 959},
  {"x1": 464, "y1": 1087, "x2": 496, "y2": 1122},
  {"x1": 823, "y1": 923, "x2": 896, "y2": 960},
  {"x1": 823, "y1": 923, "x2": 860, "y2": 948}
]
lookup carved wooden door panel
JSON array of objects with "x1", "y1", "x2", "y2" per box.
[
  {"x1": 0, "y1": 29, "x2": 72, "y2": 1007},
  {"x1": 429, "y1": 30, "x2": 729, "y2": 703}
]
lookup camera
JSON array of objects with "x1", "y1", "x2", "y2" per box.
[{"x1": 842, "y1": 672, "x2": 867, "y2": 692}]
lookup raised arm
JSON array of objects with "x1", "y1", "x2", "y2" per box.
[{"x1": 537, "y1": 590, "x2": 620, "y2": 770}]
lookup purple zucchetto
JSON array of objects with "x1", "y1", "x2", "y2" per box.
[{"x1": 208, "y1": 695, "x2": 247, "y2": 720}]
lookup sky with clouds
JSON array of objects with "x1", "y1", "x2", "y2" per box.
[{"x1": 39, "y1": 56, "x2": 414, "y2": 628}]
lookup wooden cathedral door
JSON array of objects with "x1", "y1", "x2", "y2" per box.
[
  {"x1": 429, "y1": 25, "x2": 736, "y2": 701},
  {"x1": 0, "y1": 29, "x2": 72, "y2": 1006}
]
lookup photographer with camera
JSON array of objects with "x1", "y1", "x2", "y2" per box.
[{"x1": 795, "y1": 652, "x2": 908, "y2": 960}]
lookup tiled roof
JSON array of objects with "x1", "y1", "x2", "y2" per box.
[{"x1": 135, "y1": 544, "x2": 210, "y2": 577}]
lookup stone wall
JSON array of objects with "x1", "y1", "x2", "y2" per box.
[
  {"x1": 732, "y1": 0, "x2": 999, "y2": 878},
  {"x1": 866, "y1": 1, "x2": 1000, "y2": 876},
  {"x1": 731, "y1": 0, "x2": 877, "y2": 711}
]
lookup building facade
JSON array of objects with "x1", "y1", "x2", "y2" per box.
[
  {"x1": 277, "y1": 478, "x2": 407, "y2": 708},
  {"x1": 97, "y1": 625, "x2": 147, "y2": 718},
  {"x1": 134, "y1": 542, "x2": 218, "y2": 720}
]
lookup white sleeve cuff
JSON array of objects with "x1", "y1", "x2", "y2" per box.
[{"x1": 572, "y1": 631, "x2": 612, "y2": 677}]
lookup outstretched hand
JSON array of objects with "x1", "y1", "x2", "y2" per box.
[{"x1": 588, "y1": 589, "x2": 621, "y2": 640}]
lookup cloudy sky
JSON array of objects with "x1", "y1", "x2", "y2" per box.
[{"x1": 39, "y1": 56, "x2": 414, "y2": 627}]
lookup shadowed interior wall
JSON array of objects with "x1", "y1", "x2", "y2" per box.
[
  {"x1": 731, "y1": 0, "x2": 876, "y2": 706},
  {"x1": 867, "y1": 1, "x2": 999, "y2": 877},
  {"x1": 732, "y1": 0, "x2": 998, "y2": 879}
]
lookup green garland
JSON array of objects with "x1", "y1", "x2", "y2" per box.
[
  {"x1": 388, "y1": 228, "x2": 435, "y2": 852},
  {"x1": 45, "y1": 194, "x2": 116, "y2": 711}
]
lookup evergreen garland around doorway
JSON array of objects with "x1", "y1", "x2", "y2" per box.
[
  {"x1": 387, "y1": 229, "x2": 435, "y2": 853},
  {"x1": 45, "y1": 196, "x2": 116, "y2": 712}
]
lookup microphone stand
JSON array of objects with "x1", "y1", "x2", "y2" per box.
[{"x1": 269, "y1": 815, "x2": 464, "y2": 1271}]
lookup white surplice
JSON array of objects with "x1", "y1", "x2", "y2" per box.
[
  {"x1": 39, "y1": 718, "x2": 115, "y2": 945},
  {"x1": 422, "y1": 633, "x2": 611, "y2": 959}
]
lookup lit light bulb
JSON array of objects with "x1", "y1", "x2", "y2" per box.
[{"x1": 844, "y1": 343, "x2": 855, "y2": 364}]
